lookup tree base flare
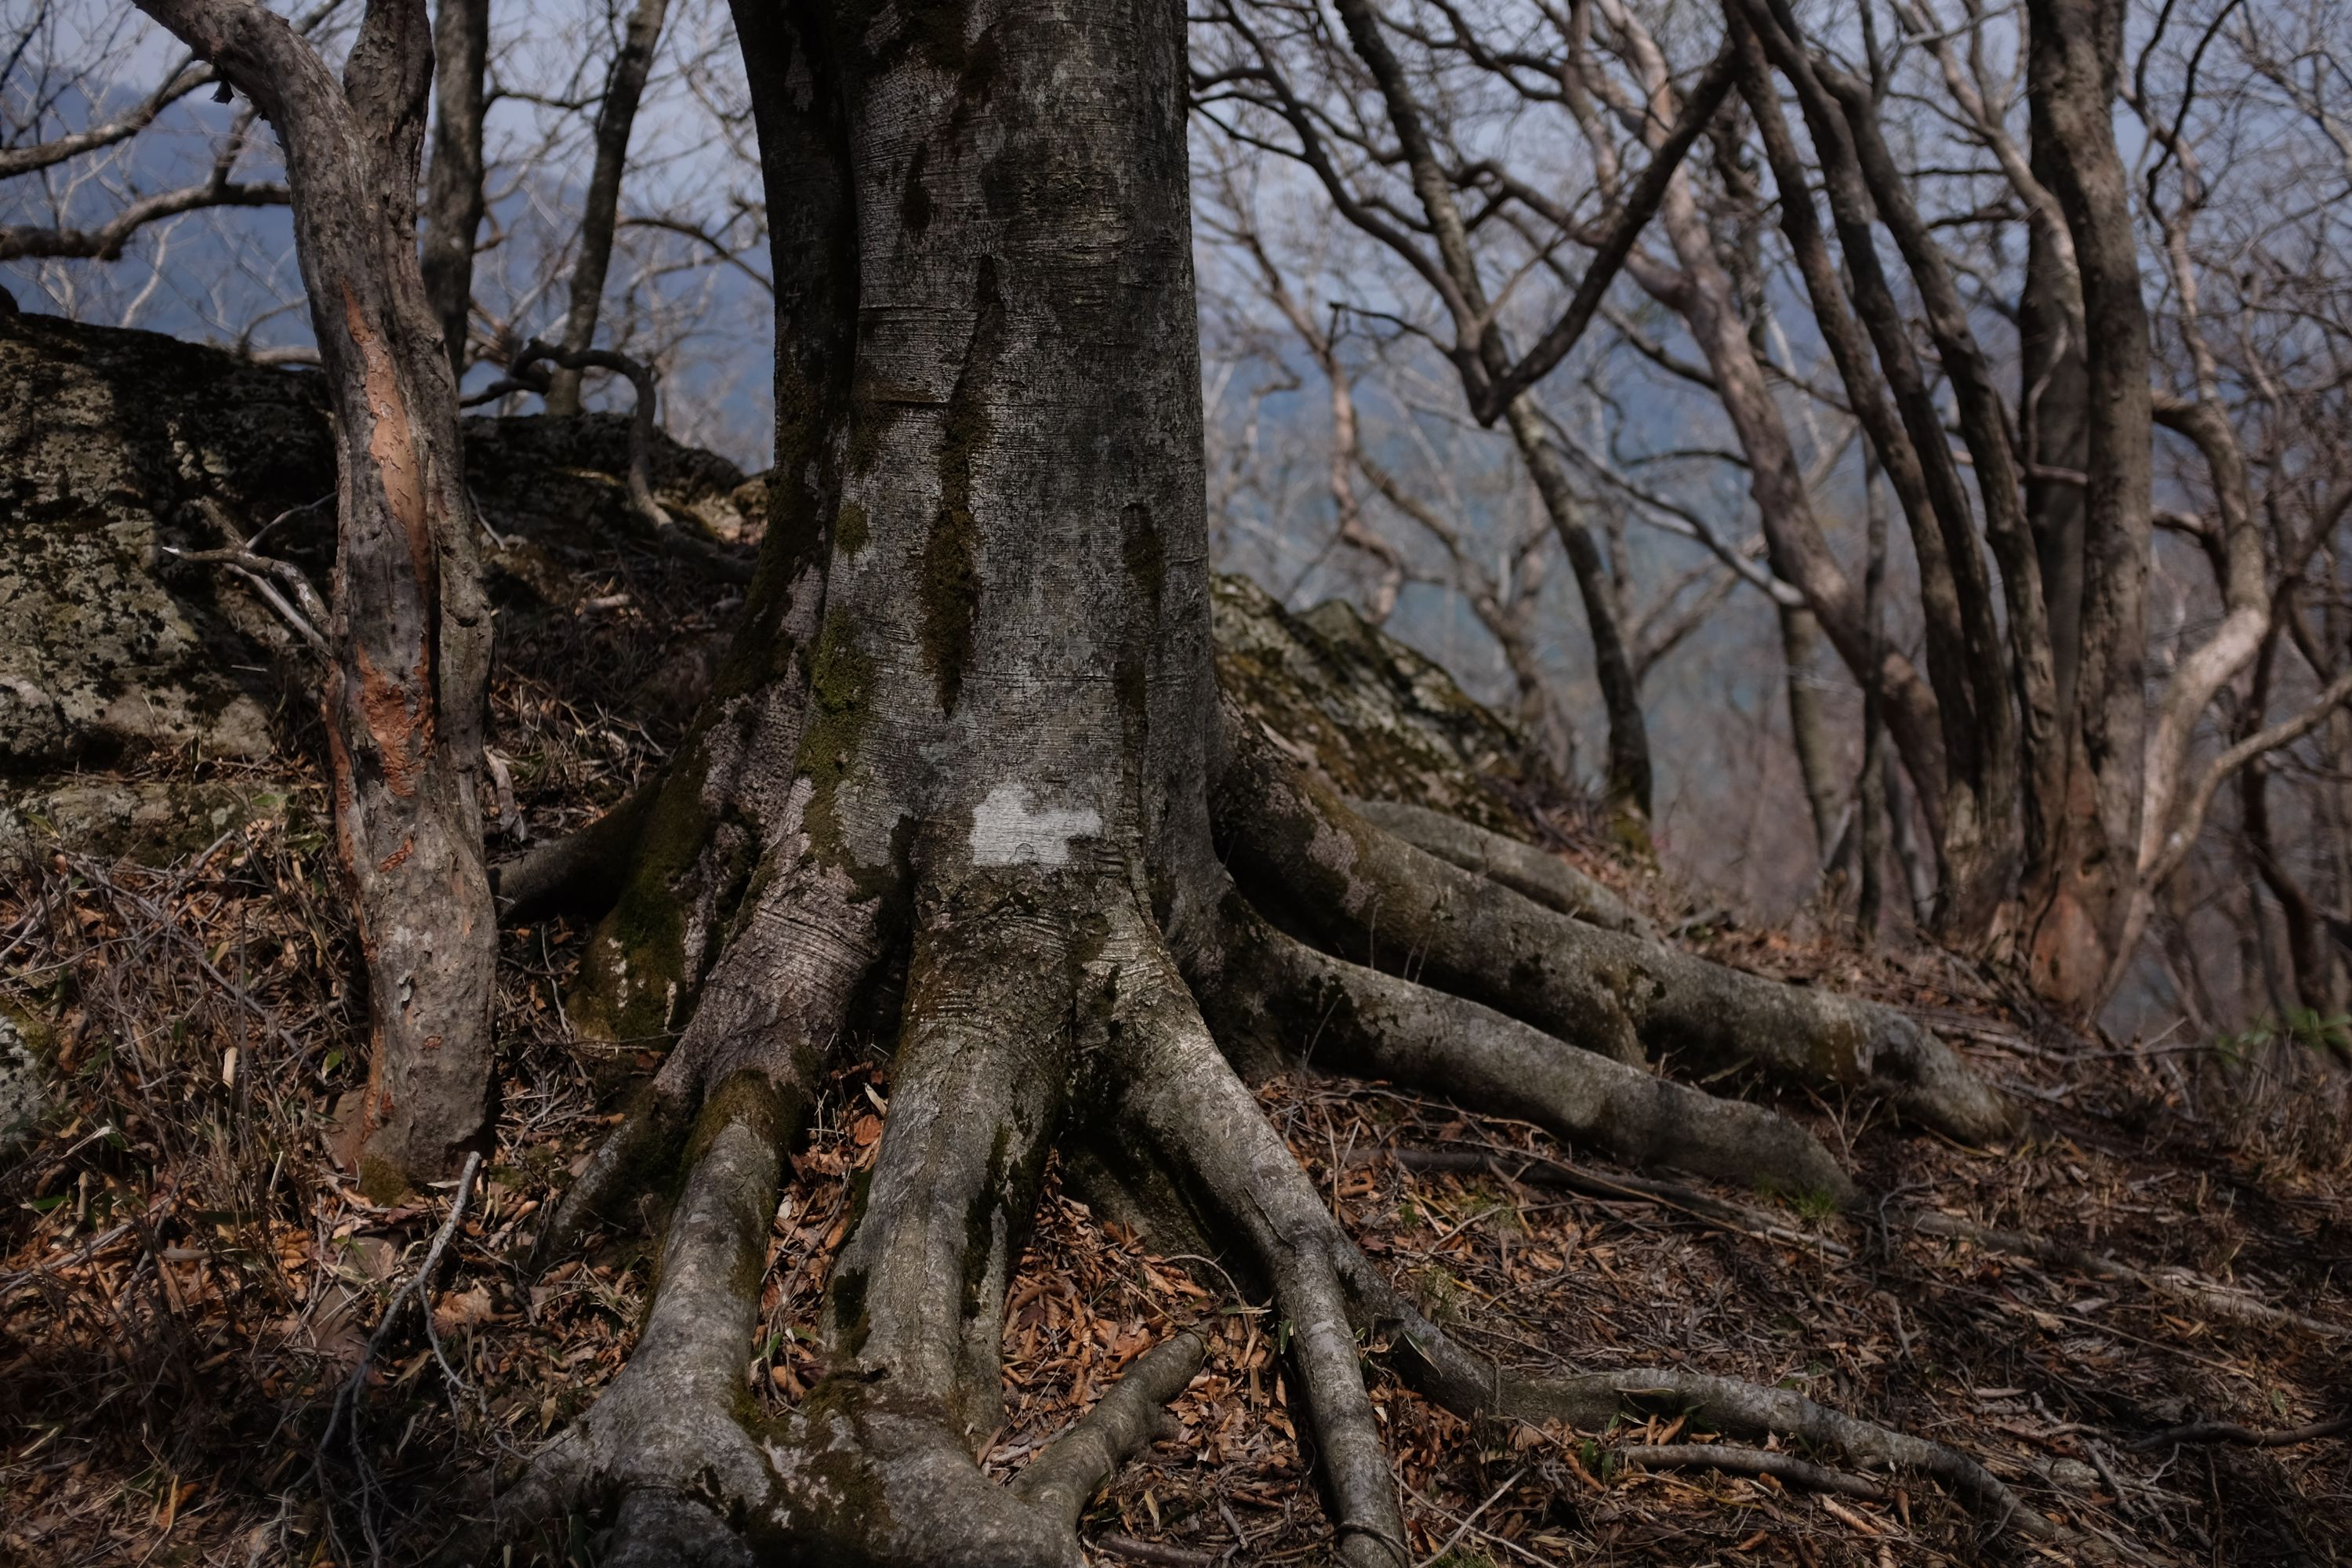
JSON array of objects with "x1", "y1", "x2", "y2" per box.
[{"x1": 456, "y1": 741, "x2": 2034, "y2": 1566}]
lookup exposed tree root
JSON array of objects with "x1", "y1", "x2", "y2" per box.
[
  {"x1": 1101, "y1": 925, "x2": 1418, "y2": 1568},
  {"x1": 1345, "y1": 1261, "x2": 2063, "y2": 1544},
  {"x1": 2127, "y1": 1412, "x2": 2350, "y2": 1450},
  {"x1": 1344, "y1": 796, "x2": 1644, "y2": 933},
  {"x1": 1609, "y1": 1442, "x2": 1893, "y2": 1501},
  {"x1": 1214, "y1": 713, "x2": 2016, "y2": 1142},
  {"x1": 528, "y1": 856, "x2": 878, "y2": 1271},
  {"x1": 488, "y1": 781, "x2": 659, "y2": 926},
  {"x1": 1391, "y1": 1144, "x2": 1858, "y2": 1249},
  {"x1": 477, "y1": 706, "x2": 2033, "y2": 1566},
  {"x1": 475, "y1": 1076, "x2": 793, "y2": 1563},
  {"x1": 1009, "y1": 1331, "x2": 1208, "y2": 1523},
  {"x1": 474, "y1": 878, "x2": 1221, "y2": 1566},
  {"x1": 1202, "y1": 909, "x2": 1856, "y2": 1203}
]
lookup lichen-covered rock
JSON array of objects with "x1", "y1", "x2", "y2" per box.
[
  {"x1": 0, "y1": 775, "x2": 303, "y2": 862},
  {"x1": 0, "y1": 314, "x2": 764, "y2": 782},
  {"x1": 0, "y1": 313, "x2": 324, "y2": 771},
  {"x1": 1211, "y1": 574, "x2": 1559, "y2": 838},
  {"x1": 0, "y1": 1011, "x2": 49, "y2": 1158}
]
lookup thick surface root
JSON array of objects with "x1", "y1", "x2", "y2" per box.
[
  {"x1": 1098, "y1": 919, "x2": 2053, "y2": 1556},
  {"x1": 491, "y1": 744, "x2": 2042, "y2": 1565},
  {"x1": 1104, "y1": 931, "x2": 1414, "y2": 1568},
  {"x1": 1205, "y1": 909, "x2": 1857, "y2": 1203},
  {"x1": 1010, "y1": 1331, "x2": 1207, "y2": 1523},
  {"x1": 1215, "y1": 715, "x2": 2016, "y2": 1142},
  {"x1": 528, "y1": 858, "x2": 880, "y2": 1269},
  {"x1": 473, "y1": 1082, "x2": 791, "y2": 1559},
  {"x1": 1345, "y1": 795, "x2": 1645, "y2": 933},
  {"x1": 488, "y1": 781, "x2": 659, "y2": 926},
  {"x1": 477, "y1": 877, "x2": 1212, "y2": 1567}
]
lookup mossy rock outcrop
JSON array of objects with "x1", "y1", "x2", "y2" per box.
[
  {"x1": 0, "y1": 312, "x2": 325, "y2": 771},
  {"x1": 2, "y1": 313, "x2": 1559, "y2": 855},
  {"x1": 1211, "y1": 575, "x2": 1560, "y2": 839}
]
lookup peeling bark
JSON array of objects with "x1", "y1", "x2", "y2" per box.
[{"x1": 129, "y1": 0, "x2": 497, "y2": 1194}]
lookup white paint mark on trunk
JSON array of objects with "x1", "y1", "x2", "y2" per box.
[{"x1": 969, "y1": 782, "x2": 1100, "y2": 866}]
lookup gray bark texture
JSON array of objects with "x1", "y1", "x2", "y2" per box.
[
  {"x1": 442, "y1": 5, "x2": 2021, "y2": 1562},
  {"x1": 2022, "y1": 0, "x2": 2154, "y2": 1007}
]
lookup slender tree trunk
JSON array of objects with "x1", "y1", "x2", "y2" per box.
[
  {"x1": 129, "y1": 0, "x2": 499, "y2": 1195},
  {"x1": 1327, "y1": 0, "x2": 1653, "y2": 829},
  {"x1": 1778, "y1": 604, "x2": 1839, "y2": 862},
  {"x1": 1886, "y1": 749, "x2": 1936, "y2": 922},
  {"x1": 1594, "y1": 11, "x2": 1958, "y2": 888},
  {"x1": 419, "y1": 0, "x2": 490, "y2": 373},
  {"x1": 1858, "y1": 450, "x2": 1890, "y2": 936},
  {"x1": 2237, "y1": 630, "x2": 2335, "y2": 1015},
  {"x1": 543, "y1": 0, "x2": 670, "y2": 416},
  {"x1": 1501, "y1": 398, "x2": 1652, "y2": 825},
  {"x1": 2016, "y1": 173, "x2": 2088, "y2": 935},
  {"x1": 1730, "y1": 3, "x2": 2021, "y2": 939},
  {"x1": 2019, "y1": 191, "x2": 2088, "y2": 734},
  {"x1": 2023, "y1": 0, "x2": 2154, "y2": 1009}
]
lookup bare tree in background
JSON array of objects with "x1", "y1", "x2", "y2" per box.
[
  {"x1": 1193, "y1": 0, "x2": 1741, "y2": 826},
  {"x1": 14, "y1": 0, "x2": 2352, "y2": 1036},
  {"x1": 0, "y1": 0, "x2": 350, "y2": 272},
  {"x1": 1194, "y1": 0, "x2": 2352, "y2": 1022},
  {"x1": 418, "y1": 0, "x2": 488, "y2": 369},
  {"x1": 540, "y1": 0, "x2": 669, "y2": 413}
]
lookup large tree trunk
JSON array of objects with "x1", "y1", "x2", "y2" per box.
[
  {"x1": 2022, "y1": 0, "x2": 2154, "y2": 1009},
  {"x1": 129, "y1": 0, "x2": 499, "y2": 1194},
  {"x1": 458, "y1": 4, "x2": 2020, "y2": 1562},
  {"x1": 542, "y1": 0, "x2": 671, "y2": 416}
]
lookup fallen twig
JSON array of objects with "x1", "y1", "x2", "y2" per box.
[
  {"x1": 2129, "y1": 1412, "x2": 2350, "y2": 1450},
  {"x1": 1393, "y1": 1142, "x2": 2328, "y2": 1337},
  {"x1": 1094, "y1": 1534, "x2": 1219, "y2": 1567},
  {"x1": 1411, "y1": 1465, "x2": 1525, "y2": 1566}
]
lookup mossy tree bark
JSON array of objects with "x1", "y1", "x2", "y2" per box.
[
  {"x1": 469, "y1": 3, "x2": 2023, "y2": 1563},
  {"x1": 130, "y1": 0, "x2": 499, "y2": 1196}
]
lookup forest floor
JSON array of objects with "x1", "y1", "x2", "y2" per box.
[{"x1": 4, "y1": 535, "x2": 2348, "y2": 1566}]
